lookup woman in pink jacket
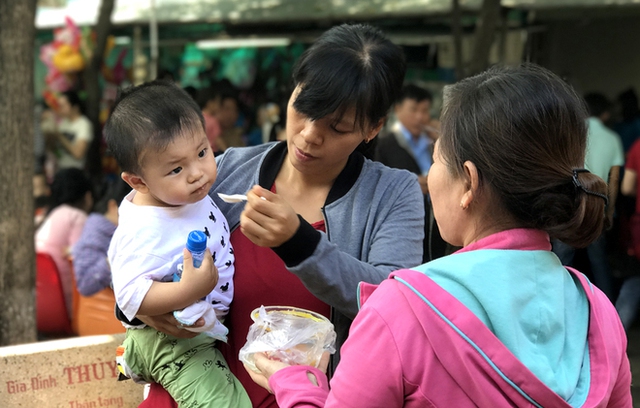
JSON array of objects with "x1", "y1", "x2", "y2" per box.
[{"x1": 246, "y1": 64, "x2": 632, "y2": 407}]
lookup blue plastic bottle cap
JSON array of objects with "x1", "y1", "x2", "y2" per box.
[{"x1": 187, "y1": 230, "x2": 207, "y2": 252}]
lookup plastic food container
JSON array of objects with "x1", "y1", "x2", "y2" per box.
[{"x1": 239, "y1": 306, "x2": 337, "y2": 372}]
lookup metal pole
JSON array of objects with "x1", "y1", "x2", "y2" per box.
[
  {"x1": 149, "y1": 0, "x2": 158, "y2": 79},
  {"x1": 452, "y1": 0, "x2": 465, "y2": 80}
]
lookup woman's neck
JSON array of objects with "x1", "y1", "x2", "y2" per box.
[
  {"x1": 275, "y1": 157, "x2": 337, "y2": 222},
  {"x1": 461, "y1": 210, "x2": 522, "y2": 248}
]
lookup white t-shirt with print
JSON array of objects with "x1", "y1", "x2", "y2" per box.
[
  {"x1": 108, "y1": 191, "x2": 235, "y2": 326},
  {"x1": 57, "y1": 116, "x2": 93, "y2": 169}
]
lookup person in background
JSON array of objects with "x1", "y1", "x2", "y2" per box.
[
  {"x1": 614, "y1": 88, "x2": 640, "y2": 153},
  {"x1": 259, "y1": 102, "x2": 283, "y2": 144},
  {"x1": 377, "y1": 84, "x2": 434, "y2": 186},
  {"x1": 615, "y1": 137, "x2": 640, "y2": 331},
  {"x1": 552, "y1": 93, "x2": 624, "y2": 301},
  {"x1": 246, "y1": 64, "x2": 631, "y2": 408},
  {"x1": 35, "y1": 167, "x2": 93, "y2": 314},
  {"x1": 128, "y1": 23, "x2": 424, "y2": 408},
  {"x1": 375, "y1": 84, "x2": 446, "y2": 262},
  {"x1": 197, "y1": 86, "x2": 227, "y2": 153},
  {"x1": 71, "y1": 177, "x2": 131, "y2": 296},
  {"x1": 216, "y1": 81, "x2": 245, "y2": 149},
  {"x1": 45, "y1": 91, "x2": 94, "y2": 171},
  {"x1": 33, "y1": 177, "x2": 51, "y2": 229},
  {"x1": 183, "y1": 85, "x2": 198, "y2": 101}
]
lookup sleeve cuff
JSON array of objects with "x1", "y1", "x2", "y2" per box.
[
  {"x1": 269, "y1": 365, "x2": 330, "y2": 406},
  {"x1": 271, "y1": 214, "x2": 321, "y2": 267},
  {"x1": 114, "y1": 303, "x2": 144, "y2": 327}
]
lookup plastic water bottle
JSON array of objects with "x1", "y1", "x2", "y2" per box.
[
  {"x1": 173, "y1": 230, "x2": 208, "y2": 282},
  {"x1": 187, "y1": 230, "x2": 207, "y2": 268}
]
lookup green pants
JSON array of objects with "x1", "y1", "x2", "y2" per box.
[{"x1": 122, "y1": 327, "x2": 251, "y2": 408}]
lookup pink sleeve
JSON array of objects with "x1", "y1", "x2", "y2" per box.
[
  {"x1": 607, "y1": 353, "x2": 632, "y2": 407},
  {"x1": 68, "y1": 211, "x2": 88, "y2": 247},
  {"x1": 323, "y1": 303, "x2": 404, "y2": 407},
  {"x1": 269, "y1": 366, "x2": 330, "y2": 408},
  {"x1": 606, "y1": 306, "x2": 633, "y2": 408},
  {"x1": 269, "y1": 292, "x2": 404, "y2": 408}
]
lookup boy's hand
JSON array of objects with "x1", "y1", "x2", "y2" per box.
[{"x1": 179, "y1": 248, "x2": 218, "y2": 300}]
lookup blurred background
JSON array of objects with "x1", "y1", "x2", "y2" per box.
[
  {"x1": 2, "y1": 0, "x2": 640, "y2": 402},
  {"x1": 27, "y1": 0, "x2": 640, "y2": 184}
]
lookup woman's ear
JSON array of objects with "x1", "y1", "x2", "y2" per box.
[
  {"x1": 121, "y1": 172, "x2": 149, "y2": 194},
  {"x1": 365, "y1": 118, "x2": 386, "y2": 143},
  {"x1": 460, "y1": 160, "x2": 479, "y2": 209}
]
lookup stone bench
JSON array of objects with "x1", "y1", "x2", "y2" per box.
[{"x1": 0, "y1": 333, "x2": 143, "y2": 407}]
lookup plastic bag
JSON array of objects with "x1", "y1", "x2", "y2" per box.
[{"x1": 239, "y1": 306, "x2": 337, "y2": 372}]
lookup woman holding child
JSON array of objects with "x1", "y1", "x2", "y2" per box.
[{"x1": 129, "y1": 23, "x2": 425, "y2": 407}]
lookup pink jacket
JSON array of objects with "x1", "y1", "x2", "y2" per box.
[{"x1": 269, "y1": 231, "x2": 631, "y2": 407}]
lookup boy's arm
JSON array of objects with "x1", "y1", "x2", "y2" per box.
[{"x1": 137, "y1": 249, "x2": 218, "y2": 316}]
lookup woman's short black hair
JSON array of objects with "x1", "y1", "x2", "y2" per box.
[{"x1": 292, "y1": 24, "x2": 406, "y2": 133}]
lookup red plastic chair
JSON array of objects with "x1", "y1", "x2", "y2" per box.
[{"x1": 36, "y1": 252, "x2": 74, "y2": 336}]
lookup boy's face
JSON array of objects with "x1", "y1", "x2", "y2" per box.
[{"x1": 136, "y1": 129, "x2": 217, "y2": 207}]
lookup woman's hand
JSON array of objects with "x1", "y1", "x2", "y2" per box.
[
  {"x1": 137, "y1": 313, "x2": 205, "y2": 339},
  {"x1": 244, "y1": 352, "x2": 331, "y2": 393},
  {"x1": 244, "y1": 353, "x2": 291, "y2": 393},
  {"x1": 240, "y1": 185, "x2": 300, "y2": 247}
]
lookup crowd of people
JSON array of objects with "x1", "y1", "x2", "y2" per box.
[{"x1": 31, "y1": 22, "x2": 638, "y2": 407}]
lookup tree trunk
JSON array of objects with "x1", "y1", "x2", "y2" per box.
[
  {"x1": 468, "y1": 0, "x2": 502, "y2": 77},
  {"x1": 0, "y1": 0, "x2": 38, "y2": 346},
  {"x1": 84, "y1": 0, "x2": 115, "y2": 181}
]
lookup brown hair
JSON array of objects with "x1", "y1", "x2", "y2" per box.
[{"x1": 439, "y1": 64, "x2": 607, "y2": 248}]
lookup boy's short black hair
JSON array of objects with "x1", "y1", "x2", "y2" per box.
[
  {"x1": 104, "y1": 80, "x2": 205, "y2": 175},
  {"x1": 398, "y1": 84, "x2": 432, "y2": 104}
]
